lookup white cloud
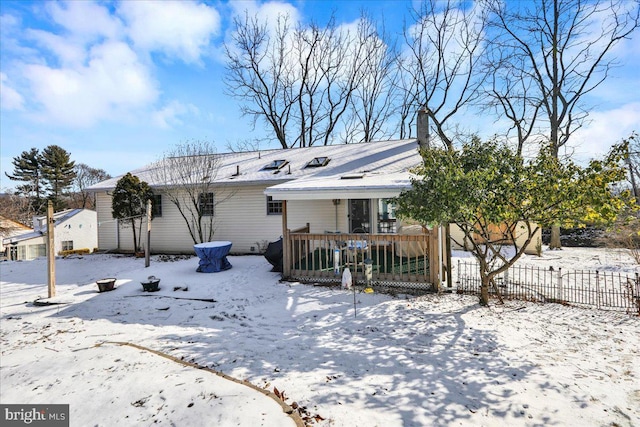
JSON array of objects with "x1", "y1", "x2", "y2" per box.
[
  {"x1": 570, "y1": 102, "x2": 640, "y2": 161},
  {"x1": 229, "y1": 0, "x2": 300, "y2": 26},
  {"x1": 2, "y1": 0, "x2": 227, "y2": 128},
  {"x1": 0, "y1": 73, "x2": 24, "y2": 111},
  {"x1": 226, "y1": 0, "x2": 301, "y2": 48},
  {"x1": 46, "y1": 1, "x2": 123, "y2": 42},
  {"x1": 152, "y1": 100, "x2": 199, "y2": 129},
  {"x1": 119, "y1": 1, "x2": 221, "y2": 64},
  {"x1": 25, "y1": 29, "x2": 86, "y2": 66},
  {"x1": 24, "y1": 41, "x2": 158, "y2": 127}
]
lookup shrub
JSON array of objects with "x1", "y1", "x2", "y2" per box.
[{"x1": 59, "y1": 248, "x2": 91, "y2": 257}]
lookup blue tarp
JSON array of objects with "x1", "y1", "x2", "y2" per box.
[{"x1": 194, "y1": 242, "x2": 232, "y2": 273}]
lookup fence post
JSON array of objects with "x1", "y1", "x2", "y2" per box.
[
  {"x1": 557, "y1": 267, "x2": 563, "y2": 302},
  {"x1": 595, "y1": 270, "x2": 601, "y2": 309},
  {"x1": 635, "y1": 273, "x2": 640, "y2": 315}
]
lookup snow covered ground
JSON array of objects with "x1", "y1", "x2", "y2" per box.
[{"x1": 1, "y1": 248, "x2": 639, "y2": 427}]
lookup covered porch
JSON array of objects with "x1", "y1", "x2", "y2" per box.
[{"x1": 265, "y1": 172, "x2": 444, "y2": 289}]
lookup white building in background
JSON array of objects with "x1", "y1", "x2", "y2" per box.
[
  {"x1": 0, "y1": 216, "x2": 31, "y2": 259},
  {"x1": 2, "y1": 209, "x2": 98, "y2": 261}
]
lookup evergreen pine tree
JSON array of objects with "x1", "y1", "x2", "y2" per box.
[
  {"x1": 5, "y1": 148, "x2": 45, "y2": 214},
  {"x1": 111, "y1": 173, "x2": 154, "y2": 253},
  {"x1": 40, "y1": 145, "x2": 77, "y2": 211}
]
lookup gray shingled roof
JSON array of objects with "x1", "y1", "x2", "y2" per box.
[{"x1": 87, "y1": 139, "x2": 422, "y2": 191}]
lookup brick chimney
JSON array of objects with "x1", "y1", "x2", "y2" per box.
[{"x1": 417, "y1": 107, "x2": 429, "y2": 149}]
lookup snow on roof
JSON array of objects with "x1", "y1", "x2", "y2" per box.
[
  {"x1": 32, "y1": 209, "x2": 84, "y2": 231},
  {"x1": 87, "y1": 139, "x2": 422, "y2": 191},
  {"x1": 3, "y1": 209, "x2": 88, "y2": 244},
  {"x1": 36, "y1": 209, "x2": 83, "y2": 223},
  {"x1": 0, "y1": 216, "x2": 31, "y2": 231},
  {"x1": 2, "y1": 230, "x2": 43, "y2": 245},
  {"x1": 265, "y1": 171, "x2": 417, "y2": 200}
]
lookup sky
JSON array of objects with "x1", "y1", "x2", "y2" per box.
[
  {"x1": 1, "y1": 0, "x2": 639, "y2": 190},
  {"x1": 1, "y1": 248, "x2": 639, "y2": 426}
]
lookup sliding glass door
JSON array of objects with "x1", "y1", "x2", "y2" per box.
[{"x1": 349, "y1": 199, "x2": 370, "y2": 233}]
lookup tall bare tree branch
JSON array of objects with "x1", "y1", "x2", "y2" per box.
[
  {"x1": 485, "y1": 0, "x2": 640, "y2": 156},
  {"x1": 398, "y1": 0, "x2": 487, "y2": 150}
]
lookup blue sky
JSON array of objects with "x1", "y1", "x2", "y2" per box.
[{"x1": 1, "y1": 0, "x2": 639, "y2": 190}]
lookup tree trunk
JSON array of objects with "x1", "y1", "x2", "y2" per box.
[
  {"x1": 130, "y1": 218, "x2": 139, "y2": 253},
  {"x1": 479, "y1": 275, "x2": 490, "y2": 306},
  {"x1": 549, "y1": 225, "x2": 562, "y2": 249}
]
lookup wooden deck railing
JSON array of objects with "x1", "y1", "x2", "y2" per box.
[{"x1": 282, "y1": 230, "x2": 440, "y2": 286}]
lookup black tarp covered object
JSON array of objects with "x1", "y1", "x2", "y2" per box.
[{"x1": 264, "y1": 237, "x2": 283, "y2": 272}]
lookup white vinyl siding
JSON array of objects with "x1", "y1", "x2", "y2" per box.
[
  {"x1": 96, "y1": 185, "x2": 285, "y2": 254},
  {"x1": 96, "y1": 192, "x2": 119, "y2": 250},
  {"x1": 54, "y1": 210, "x2": 97, "y2": 253},
  {"x1": 287, "y1": 199, "x2": 348, "y2": 234},
  {"x1": 212, "y1": 185, "x2": 283, "y2": 253}
]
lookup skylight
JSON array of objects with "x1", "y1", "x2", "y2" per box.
[
  {"x1": 262, "y1": 160, "x2": 288, "y2": 170},
  {"x1": 306, "y1": 157, "x2": 330, "y2": 168}
]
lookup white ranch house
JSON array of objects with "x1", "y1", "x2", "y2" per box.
[
  {"x1": 89, "y1": 137, "x2": 449, "y2": 286},
  {"x1": 2, "y1": 209, "x2": 98, "y2": 261},
  {"x1": 89, "y1": 133, "x2": 540, "y2": 288}
]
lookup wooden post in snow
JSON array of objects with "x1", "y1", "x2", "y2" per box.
[
  {"x1": 282, "y1": 200, "x2": 290, "y2": 278},
  {"x1": 145, "y1": 199, "x2": 152, "y2": 268},
  {"x1": 445, "y1": 224, "x2": 452, "y2": 289},
  {"x1": 46, "y1": 201, "x2": 56, "y2": 298}
]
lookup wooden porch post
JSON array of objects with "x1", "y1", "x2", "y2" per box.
[
  {"x1": 282, "y1": 200, "x2": 291, "y2": 278},
  {"x1": 445, "y1": 224, "x2": 452, "y2": 288},
  {"x1": 429, "y1": 226, "x2": 441, "y2": 287}
]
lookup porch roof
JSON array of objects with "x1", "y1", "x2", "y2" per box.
[{"x1": 264, "y1": 171, "x2": 414, "y2": 200}]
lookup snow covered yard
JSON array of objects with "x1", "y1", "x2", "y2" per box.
[{"x1": 1, "y1": 249, "x2": 639, "y2": 427}]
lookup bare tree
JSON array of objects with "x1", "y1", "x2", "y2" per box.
[
  {"x1": 0, "y1": 191, "x2": 33, "y2": 227},
  {"x1": 152, "y1": 140, "x2": 233, "y2": 244},
  {"x1": 70, "y1": 163, "x2": 111, "y2": 209},
  {"x1": 624, "y1": 132, "x2": 640, "y2": 202},
  {"x1": 485, "y1": 0, "x2": 640, "y2": 248},
  {"x1": 484, "y1": 53, "x2": 542, "y2": 156},
  {"x1": 398, "y1": 0, "x2": 487, "y2": 150},
  {"x1": 293, "y1": 17, "x2": 368, "y2": 147},
  {"x1": 343, "y1": 15, "x2": 399, "y2": 144},
  {"x1": 225, "y1": 13, "x2": 295, "y2": 148},
  {"x1": 394, "y1": 64, "x2": 420, "y2": 140},
  {"x1": 224, "y1": 12, "x2": 370, "y2": 148}
]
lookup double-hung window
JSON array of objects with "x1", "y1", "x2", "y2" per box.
[
  {"x1": 199, "y1": 193, "x2": 215, "y2": 216},
  {"x1": 151, "y1": 195, "x2": 162, "y2": 217},
  {"x1": 266, "y1": 196, "x2": 283, "y2": 215}
]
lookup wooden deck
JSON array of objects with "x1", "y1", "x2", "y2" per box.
[{"x1": 282, "y1": 230, "x2": 441, "y2": 287}]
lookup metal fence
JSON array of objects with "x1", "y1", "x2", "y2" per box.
[{"x1": 456, "y1": 261, "x2": 640, "y2": 315}]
